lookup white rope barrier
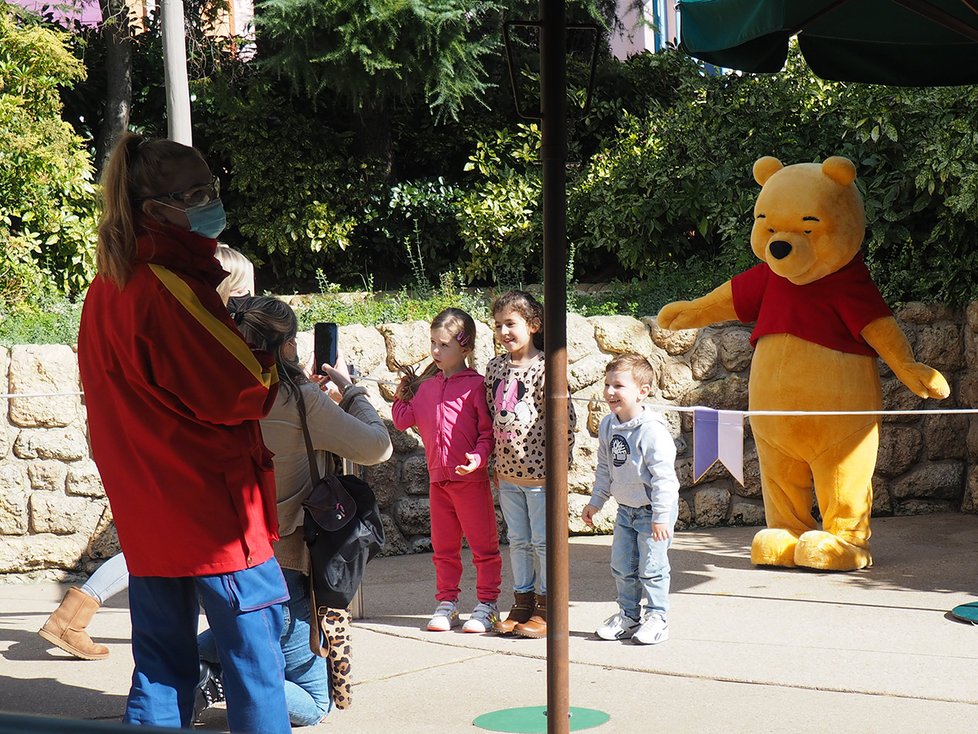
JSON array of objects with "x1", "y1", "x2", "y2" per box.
[{"x1": 3, "y1": 379, "x2": 974, "y2": 418}]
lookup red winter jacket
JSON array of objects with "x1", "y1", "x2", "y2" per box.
[
  {"x1": 78, "y1": 222, "x2": 279, "y2": 577},
  {"x1": 392, "y1": 368, "x2": 494, "y2": 483}
]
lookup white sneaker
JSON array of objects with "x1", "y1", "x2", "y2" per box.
[
  {"x1": 462, "y1": 602, "x2": 499, "y2": 633},
  {"x1": 426, "y1": 601, "x2": 460, "y2": 631},
  {"x1": 633, "y1": 613, "x2": 669, "y2": 645},
  {"x1": 595, "y1": 611, "x2": 641, "y2": 641}
]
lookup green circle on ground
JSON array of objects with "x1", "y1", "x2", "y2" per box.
[
  {"x1": 473, "y1": 706, "x2": 610, "y2": 732},
  {"x1": 951, "y1": 602, "x2": 978, "y2": 624}
]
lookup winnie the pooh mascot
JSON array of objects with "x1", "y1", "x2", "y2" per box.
[{"x1": 657, "y1": 156, "x2": 950, "y2": 571}]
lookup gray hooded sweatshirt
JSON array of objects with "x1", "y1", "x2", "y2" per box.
[{"x1": 588, "y1": 406, "x2": 679, "y2": 525}]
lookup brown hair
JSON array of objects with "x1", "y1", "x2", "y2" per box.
[
  {"x1": 605, "y1": 353, "x2": 657, "y2": 389},
  {"x1": 397, "y1": 307, "x2": 477, "y2": 401},
  {"x1": 96, "y1": 132, "x2": 205, "y2": 288},
  {"x1": 490, "y1": 289, "x2": 544, "y2": 350},
  {"x1": 231, "y1": 296, "x2": 306, "y2": 402}
]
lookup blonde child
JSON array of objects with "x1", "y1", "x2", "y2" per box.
[
  {"x1": 392, "y1": 308, "x2": 501, "y2": 633},
  {"x1": 582, "y1": 354, "x2": 679, "y2": 645},
  {"x1": 486, "y1": 290, "x2": 576, "y2": 638}
]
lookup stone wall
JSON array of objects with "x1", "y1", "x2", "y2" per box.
[{"x1": 3, "y1": 303, "x2": 977, "y2": 577}]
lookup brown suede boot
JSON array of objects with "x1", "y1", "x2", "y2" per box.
[
  {"x1": 493, "y1": 591, "x2": 535, "y2": 635},
  {"x1": 38, "y1": 587, "x2": 109, "y2": 660},
  {"x1": 514, "y1": 594, "x2": 547, "y2": 639}
]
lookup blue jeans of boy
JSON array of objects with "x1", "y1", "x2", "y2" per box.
[
  {"x1": 199, "y1": 568, "x2": 331, "y2": 727},
  {"x1": 611, "y1": 504, "x2": 674, "y2": 622},
  {"x1": 498, "y1": 480, "x2": 547, "y2": 595},
  {"x1": 125, "y1": 558, "x2": 290, "y2": 733}
]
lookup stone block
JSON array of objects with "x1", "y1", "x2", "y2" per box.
[
  {"x1": 378, "y1": 513, "x2": 409, "y2": 557},
  {"x1": 378, "y1": 321, "x2": 431, "y2": 372},
  {"x1": 881, "y1": 379, "x2": 923, "y2": 423},
  {"x1": 923, "y1": 414, "x2": 968, "y2": 460},
  {"x1": 566, "y1": 312, "x2": 597, "y2": 365},
  {"x1": 13, "y1": 427, "x2": 88, "y2": 461},
  {"x1": 386, "y1": 419, "x2": 420, "y2": 453},
  {"x1": 645, "y1": 317, "x2": 697, "y2": 355},
  {"x1": 676, "y1": 496, "x2": 692, "y2": 530},
  {"x1": 362, "y1": 459, "x2": 401, "y2": 509},
  {"x1": 0, "y1": 479, "x2": 29, "y2": 535},
  {"x1": 568, "y1": 493, "x2": 616, "y2": 535},
  {"x1": 730, "y1": 500, "x2": 764, "y2": 526},
  {"x1": 872, "y1": 479, "x2": 892, "y2": 516},
  {"x1": 0, "y1": 533, "x2": 89, "y2": 572},
  {"x1": 27, "y1": 460, "x2": 67, "y2": 491},
  {"x1": 568, "y1": 354, "x2": 609, "y2": 394},
  {"x1": 30, "y1": 493, "x2": 95, "y2": 535},
  {"x1": 66, "y1": 460, "x2": 105, "y2": 497},
  {"x1": 894, "y1": 499, "x2": 954, "y2": 515},
  {"x1": 891, "y1": 461, "x2": 965, "y2": 500},
  {"x1": 471, "y1": 321, "x2": 496, "y2": 375},
  {"x1": 693, "y1": 484, "x2": 730, "y2": 526},
  {"x1": 590, "y1": 315, "x2": 658, "y2": 359},
  {"x1": 961, "y1": 466, "x2": 978, "y2": 513},
  {"x1": 393, "y1": 497, "x2": 431, "y2": 536},
  {"x1": 660, "y1": 362, "x2": 694, "y2": 401},
  {"x1": 8, "y1": 345, "x2": 82, "y2": 428},
  {"x1": 401, "y1": 453, "x2": 430, "y2": 496},
  {"x1": 895, "y1": 302, "x2": 955, "y2": 325},
  {"x1": 689, "y1": 333, "x2": 720, "y2": 381},
  {"x1": 719, "y1": 328, "x2": 754, "y2": 373},
  {"x1": 876, "y1": 426, "x2": 922, "y2": 477},
  {"x1": 914, "y1": 323, "x2": 963, "y2": 371}
]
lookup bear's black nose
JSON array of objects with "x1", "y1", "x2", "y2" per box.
[{"x1": 769, "y1": 240, "x2": 792, "y2": 259}]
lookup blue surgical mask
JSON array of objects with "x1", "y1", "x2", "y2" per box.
[{"x1": 185, "y1": 199, "x2": 227, "y2": 239}]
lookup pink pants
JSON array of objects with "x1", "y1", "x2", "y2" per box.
[{"x1": 430, "y1": 479, "x2": 502, "y2": 603}]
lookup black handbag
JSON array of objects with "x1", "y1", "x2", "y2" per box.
[{"x1": 295, "y1": 387, "x2": 385, "y2": 611}]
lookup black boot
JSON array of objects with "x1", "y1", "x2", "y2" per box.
[{"x1": 192, "y1": 660, "x2": 225, "y2": 723}]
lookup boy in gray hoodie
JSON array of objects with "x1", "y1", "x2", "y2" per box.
[{"x1": 581, "y1": 354, "x2": 679, "y2": 644}]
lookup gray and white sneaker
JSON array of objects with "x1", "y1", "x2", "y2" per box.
[
  {"x1": 632, "y1": 613, "x2": 669, "y2": 645},
  {"x1": 595, "y1": 611, "x2": 641, "y2": 641},
  {"x1": 426, "y1": 601, "x2": 460, "y2": 631},
  {"x1": 462, "y1": 602, "x2": 499, "y2": 633}
]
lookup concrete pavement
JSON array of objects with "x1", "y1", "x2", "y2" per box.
[{"x1": 2, "y1": 513, "x2": 978, "y2": 733}]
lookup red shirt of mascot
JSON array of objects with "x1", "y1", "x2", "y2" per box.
[
  {"x1": 657, "y1": 156, "x2": 949, "y2": 571},
  {"x1": 77, "y1": 134, "x2": 291, "y2": 732}
]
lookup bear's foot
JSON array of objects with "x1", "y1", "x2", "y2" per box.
[
  {"x1": 750, "y1": 529, "x2": 799, "y2": 567},
  {"x1": 794, "y1": 530, "x2": 872, "y2": 571}
]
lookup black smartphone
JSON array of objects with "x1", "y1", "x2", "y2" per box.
[{"x1": 313, "y1": 322, "x2": 338, "y2": 376}]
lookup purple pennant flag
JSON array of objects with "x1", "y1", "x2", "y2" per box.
[{"x1": 693, "y1": 408, "x2": 744, "y2": 485}]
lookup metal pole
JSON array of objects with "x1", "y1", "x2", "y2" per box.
[
  {"x1": 540, "y1": 0, "x2": 569, "y2": 730},
  {"x1": 160, "y1": 0, "x2": 193, "y2": 144}
]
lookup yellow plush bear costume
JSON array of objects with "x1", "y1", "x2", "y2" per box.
[{"x1": 657, "y1": 156, "x2": 950, "y2": 571}]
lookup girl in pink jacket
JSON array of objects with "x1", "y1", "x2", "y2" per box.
[{"x1": 392, "y1": 308, "x2": 501, "y2": 633}]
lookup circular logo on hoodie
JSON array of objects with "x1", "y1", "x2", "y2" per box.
[{"x1": 610, "y1": 434, "x2": 629, "y2": 467}]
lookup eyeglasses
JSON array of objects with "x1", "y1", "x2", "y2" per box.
[{"x1": 145, "y1": 176, "x2": 221, "y2": 207}]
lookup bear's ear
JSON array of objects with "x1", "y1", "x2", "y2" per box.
[
  {"x1": 822, "y1": 156, "x2": 857, "y2": 186},
  {"x1": 753, "y1": 156, "x2": 783, "y2": 186}
]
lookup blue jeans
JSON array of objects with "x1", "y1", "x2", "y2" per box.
[
  {"x1": 498, "y1": 480, "x2": 547, "y2": 595},
  {"x1": 200, "y1": 568, "x2": 331, "y2": 727},
  {"x1": 125, "y1": 558, "x2": 290, "y2": 733},
  {"x1": 610, "y1": 505, "x2": 674, "y2": 621}
]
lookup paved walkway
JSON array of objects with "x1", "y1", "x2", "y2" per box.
[{"x1": 2, "y1": 514, "x2": 978, "y2": 733}]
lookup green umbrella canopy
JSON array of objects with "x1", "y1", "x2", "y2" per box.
[{"x1": 679, "y1": 0, "x2": 978, "y2": 86}]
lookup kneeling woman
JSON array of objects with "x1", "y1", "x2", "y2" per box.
[{"x1": 201, "y1": 297, "x2": 393, "y2": 726}]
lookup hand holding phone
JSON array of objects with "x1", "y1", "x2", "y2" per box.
[{"x1": 313, "y1": 322, "x2": 338, "y2": 376}]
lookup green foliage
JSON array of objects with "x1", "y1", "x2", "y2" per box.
[
  {"x1": 0, "y1": 3, "x2": 97, "y2": 306},
  {"x1": 255, "y1": 0, "x2": 502, "y2": 118},
  {"x1": 0, "y1": 296, "x2": 83, "y2": 346},
  {"x1": 456, "y1": 123, "x2": 543, "y2": 284},
  {"x1": 294, "y1": 270, "x2": 490, "y2": 329},
  {"x1": 197, "y1": 75, "x2": 385, "y2": 287}
]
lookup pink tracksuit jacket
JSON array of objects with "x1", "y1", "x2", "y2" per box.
[{"x1": 392, "y1": 368, "x2": 494, "y2": 483}]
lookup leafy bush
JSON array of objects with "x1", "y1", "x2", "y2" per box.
[{"x1": 0, "y1": 4, "x2": 97, "y2": 307}]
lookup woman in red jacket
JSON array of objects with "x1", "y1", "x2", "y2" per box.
[{"x1": 77, "y1": 133, "x2": 290, "y2": 733}]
